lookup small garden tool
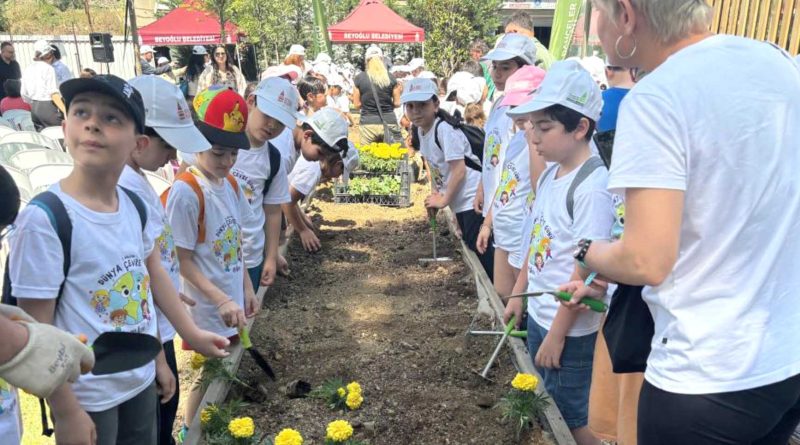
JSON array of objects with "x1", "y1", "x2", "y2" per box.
[
  {"x1": 418, "y1": 209, "x2": 453, "y2": 264},
  {"x1": 81, "y1": 331, "x2": 163, "y2": 375},
  {"x1": 474, "y1": 315, "x2": 517, "y2": 381},
  {"x1": 240, "y1": 326, "x2": 276, "y2": 380}
]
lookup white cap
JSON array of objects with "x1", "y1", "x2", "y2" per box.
[
  {"x1": 343, "y1": 142, "x2": 359, "y2": 173},
  {"x1": 157, "y1": 56, "x2": 169, "y2": 65},
  {"x1": 401, "y1": 78, "x2": 438, "y2": 103},
  {"x1": 457, "y1": 82, "x2": 482, "y2": 106},
  {"x1": 288, "y1": 44, "x2": 306, "y2": 56},
  {"x1": 261, "y1": 64, "x2": 303, "y2": 83},
  {"x1": 140, "y1": 45, "x2": 154, "y2": 54},
  {"x1": 407, "y1": 58, "x2": 424, "y2": 71},
  {"x1": 482, "y1": 33, "x2": 536, "y2": 65},
  {"x1": 327, "y1": 73, "x2": 345, "y2": 87},
  {"x1": 128, "y1": 76, "x2": 210, "y2": 153},
  {"x1": 303, "y1": 107, "x2": 348, "y2": 149},
  {"x1": 507, "y1": 60, "x2": 603, "y2": 121},
  {"x1": 417, "y1": 70, "x2": 436, "y2": 80},
  {"x1": 795, "y1": 55, "x2": 800, "y2": 64},
  {"x1": 446, "y1": 72, "x2": 474, "y2": 100},
  {"x1": 192, "y1": 45, "x2": 208, "y2": 55},
  {"x1": 390, "y1": 65, "x2": 409, "y2": 74},
  {"x1": 365, "y1": 45, "x2": 383, "y2": 60},
  {"x1": 253, "y1": 77, "x2": 301, "y2": 128},
  {"x1": 312, "y1": 62, "x2": 331, "y2": 79},
  {"x1": 313, "y1": 52, "x2": 332, "y2": 65},
  {"x1": 34, "y1": 40, "x2": 53, "y2": 56},
  {"x1": 578, "y1": 55, "x2": 608, "y2": 89}
]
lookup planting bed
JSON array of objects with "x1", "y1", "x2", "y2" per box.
[{"x1": 216, "y1": 184, "x2": 552, "y2": 444}]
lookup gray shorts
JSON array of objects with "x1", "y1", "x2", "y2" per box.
[{"x1": 88, "y1": 382, "x2": 157, "y2": 445}]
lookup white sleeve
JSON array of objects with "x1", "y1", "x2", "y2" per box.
[
  {"x1": 439, "y1": 123, "x2": 470, "y2": 163},
  {"x1": 45, "y1": 66, "x2": 59, "y2": 95},
  {"x1": 166, "y1": 181, "x2": 200, "y2": 250},
  {"x1": 571, "y1": 173, "x2": 616, "y2": 244},
  {"x1": 608, "y1": 92, "x2": 687, "y2": 193},
  {"x1": 262, "y1": 159, "x2": 291, "y2": 205},
  {"x1": 8, "y1": 206, "x2": 64, "y2": 299},
  {"x1": 290, "y1": 162, "x2": 322, "y2": 197}
]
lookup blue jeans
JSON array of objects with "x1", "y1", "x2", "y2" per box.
[
  {"x1": 247, "y1": 260, "x2": 264, "y2": 293},
  {"x1": 526, "y1": 316, "x2": 597, "y2": 429}
]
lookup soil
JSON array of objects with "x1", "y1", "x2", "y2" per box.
[{"x1": 222, "y1": 184, "x2": 553, "y2": 445}]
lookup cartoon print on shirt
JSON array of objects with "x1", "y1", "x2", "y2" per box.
[
  {"x1": 528, "y1": 215, "x2": 554, "y2": 276},
  {"x1": 524, "y1": 190, "x2": 536, "y2": 216},
  {"x1": 612, "y1": 194, "x2": 625, "y2": 240},
  {"x1": 90, "y1": 255, "x2": 152, "y2": 331},
  {"x1": 156, "y1": 221, "x2": 179, "y2": 274},
  {"x1": 493, "y1": 165, "x2": 520, "y2": 208},
  {"x1": 0, "y1": 379, "x2": 13, "y2": 415},
  {"x1": 213, "y1": 217, "x2": 243, "y2": 272},
  {"x1": 231, "y1": 170, "x2": 258, "y2": 205},
  {"x1": 484, "y1": 129, "x2": 502, "y2": 170}
]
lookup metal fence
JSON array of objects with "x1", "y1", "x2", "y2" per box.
[
  {"x1": 0, "y1": 34, "x2": 137, "y2": 79},
  {"x1": 707, "y1": 0, "x2": 800, "y2": 55}
]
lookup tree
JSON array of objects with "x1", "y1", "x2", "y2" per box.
[
  {"x1": 228, "y1": 0, "x2": 311, "y2": 67},
  {"x1": 189, "y1": 0, "x2": 231, "y2": 41},
  {"x1": 401, "y1": 0, "x2": 501, "y2": 78}
]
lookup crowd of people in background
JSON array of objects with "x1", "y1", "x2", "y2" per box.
[{"x1": 2, "y1": 2, "x2": 800, "y2": 444}]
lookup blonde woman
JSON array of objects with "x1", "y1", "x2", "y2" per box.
[
  {"x1": 352, "y1": 45, "x2": 402, "y2": 145},
  {"x1": 196, "y1": 45, "x2": 246, "y2": 96},
  {"x1": 561, "y1": 0, "x2": 800, "y2": 444}
]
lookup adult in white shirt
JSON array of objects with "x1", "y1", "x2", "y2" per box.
[
  {"x1": 20, "y1": 40, "x2": 64, "y2": 130},
  {"x1": 567, "y1": 1, "x2": 800, "y2": 443}
]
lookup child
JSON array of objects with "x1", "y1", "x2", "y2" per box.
[
  {"x1": 327, "y1": 74, "x2": 353, "y2": 125},
  {"x1": 297, "y1": 74, "x2": 327, "y2": 116},
  {"x1": 474, "y1": 33, "x2": 536, "y2": 218},
  {"x1": 7, "y1": 75, "x2": 228, "y2": 445},
  {"x1": 123, "y1": 75, "x2": 219, "y2": 445},
  {"x1": 402, "y1": 78, "x2": 491, "y2": 277},
  {"x1": 504, "y1": 61, "x2": 613, "y2": 445},
  {"x1": 286, "y1": 147, "x2": 359, "y2": 252},
  {"x1": 166, "y1": 87, "x2": 258, "y2": 441},
  {"x1": 230, "y1": 77, "x2": 298, "y2": 292},
  {"x1": 0, "y1": 79, "x2": 31, "y2": 114},
  {"x1": 476, "y1": 66, "x2": 546, "y2": 299}
]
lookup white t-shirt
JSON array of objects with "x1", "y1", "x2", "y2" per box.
[
  {"x1": 231, "y1": 143, "x2": 291, "y2": 268},
  {"x1": 523, "y1": 160, "x2": 614, "y2": 336},
  {"x1": 166, "y1": 167, "x2": 250, "y2": 339},
  {"x1": 21, "y1": 61, "x2": 58, "y2": 102},
  {"x1": 0, "y1": 381, "x2": 21, "y2": 444},
  {"x1": 118, "y1": 166, "x2": 179, "y2": 342},
  {"x1": 481, "y1": 99, "x2": 515, "y2": 216},
  {"x1": 608, "y1": 34, "x2": 800, "y2": 394},
  {"x1": 289, "y1": 157, "x2": 322, "y2": 197},
  {"x1": 418, "y1": 118, "x2": 481, "y2": 214},
  {"x1": 8, "y1": 183, "x2": 158, "y2": 412},
  {"x1": 273, "y1": 127, "x2": 300, "y2": 174},
  {"x1": 491, "y1": 131, "x2": 531, "y2": 263}
]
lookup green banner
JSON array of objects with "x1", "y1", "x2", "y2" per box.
[
  {"x1": 312, "y1": 0, "x2": 332, "y2": 57},
  {"x1": 549, "y1": 0, "x2": 584, "y2": 61}
]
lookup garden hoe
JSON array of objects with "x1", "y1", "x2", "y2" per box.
[
  {"x1": 418, "y1": 210, "x2": 453, "y2": 265},
  {"x1": 473, "y1": 315, "x2": 517, "y2": 382}
]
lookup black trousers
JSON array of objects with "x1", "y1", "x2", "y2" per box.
[
  {"x1": 157, "y1": 339, "x2": 180, "y2": 445},
  {"x1": 30, "y1": 100, "x2": 63, "y2": 131},
  {"x1": 456, "y1": 209, "x2": 494, "y2": 281},
  {"x1": 638, "y1": 373, "x2": 800, "y2": 445}
]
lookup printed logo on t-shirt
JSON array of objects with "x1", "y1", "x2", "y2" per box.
[
  {"x1": 484, "y1": 129, "x2": 502, "y2": 170},
  {"x1": 612, "y1": 194, "x2": 625, "y2": 240},
  {"x1": 89, "y1": 256, "x2": 153, "y2": 332},
  {"x1": 524, "y1": 190, "x2": 536, "y2": 216},
  {"x1": 212, "y1": 218, "x2": 243, "y2": 272},
  {"x1": 493, "y1": 164, "x2": 520, "y2": 209},
  {"x1": 0, "y1": 379, "x2": 14, "y2": 415},
  {"x1": 157, "y1": 220, "x2": 179, "y2": 275},
  {"x1": 231, "y1": 170, "x2": 257, "y2": 204},
  {"x1": 430, "y1": 167, "x2": 445, "y2": 193},
  {"x1": 528, "y1": 215, "x2": 554, "y2": 275}
]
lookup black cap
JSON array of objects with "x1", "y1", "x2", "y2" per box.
[{"x1": 60, "y1": 75, "x2": 146, "y2": 134}]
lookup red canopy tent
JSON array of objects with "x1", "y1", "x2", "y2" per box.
[
  {"x1": 139, "y1": 2, "x2": 240, "y2": 46},
  {"x1": 328, "y1": 0, "x2": 425, "y2": 44}
]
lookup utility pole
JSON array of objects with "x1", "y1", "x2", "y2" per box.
[{"x1": 128, "y1": 0, "x2": 143, "y2": 75}]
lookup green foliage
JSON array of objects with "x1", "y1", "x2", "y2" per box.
[
  {"x1": 346, "y1": 176, "x2": 400, "y2": 196},
  {"x1": 308, "y1": 378, "x2": 347, "y2": 411},
  {"x1": 201, "y1": 357, "x2": 252, "y2": 391},
  {"x1": 358, "y1": 153, "x2": 398, "y2": 174},
  {"x1": 202, "y1": 400, "x2": 261, "y2": 445},
  {"x1": 401, "y1": 0, "x2": 502, "y2": 78},
  {"x1": 497, "y1": 389, "x2": 550, "y2": 441},
  {"x1": 228, "y1": 0, "x2": 311, "y2": 66}
]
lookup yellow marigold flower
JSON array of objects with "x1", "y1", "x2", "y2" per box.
[
  {"x1": 346, "y1": 381, "x2": 362, "y2": 395},
  {"x1": 190, "y1": 352, "x2": 206, "y2": 370},
  {"x1": 345, "y1": 391, "x2": 363, "y2": 410},
  {"x1": 511, "y1": 373, "x2": 539, "y2": 392},
  {"x1": 274, "y1": 428, "x2": 303, "y2": 445},
  {"x1": 325, "y1": 420, "x2": 353, "y2": 442},
  {"x1": 228, "y1": 417, "x2": 255, "y2": 439},
  {"x1": 200, "y1": 405, "x2": 216, "y2": 425},
  {"x1": 337, "y1": 387, "x2": 346, "y2": 398}
]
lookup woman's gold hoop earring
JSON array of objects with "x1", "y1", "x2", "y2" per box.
[{"x1": 615, "y1": 35, "x2": 637, "y2": 60}]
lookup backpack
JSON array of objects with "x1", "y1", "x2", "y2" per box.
[
  {"x1": 432, "y1": 116, "x2": 485, "y2": 172},
  {"x1": 160, "y1": 169, "x2": 241, "y2": 244},
  {"x1": 261, "y1": 143, "x2": 283, "y2": 198},
  {"x1": 2, "y1": 187, "x2": 147, "y2": 307},
  {"x1": 539, "y1": 155, "x2": 605, "y2": 220}
]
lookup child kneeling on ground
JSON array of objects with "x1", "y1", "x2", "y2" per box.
[{"x1": 504, "y1": 61, "x2": 615, "y2": 445}]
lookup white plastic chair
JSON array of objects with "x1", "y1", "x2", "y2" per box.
[
  {"x1": 3, "y1": 110, "x2": 36, "y2": 132},
  {"x1": 40, "y1": 126, "x2": 65, "y2": 143},
  {"x1": 8, "y1": 149, "x2": 72, "y2": 171},
  {"x1": 144, "y1": 171, "x2": 171, "y2": 196},
  {"x1": 2, "y1": 164, "x2": 32, "y2": 198},
  {"x1": 27, "y1": 164, "x2": 73, "y2": 191},
  {"x1": 0, "y1": 131, "x2": 61, "y2": 151},
  {"x1": 0, "y1": 142, "x2": 46, "y2": 163},
  {"x1": 0, "y1": 126, "x2": 16, "y2": 138}
]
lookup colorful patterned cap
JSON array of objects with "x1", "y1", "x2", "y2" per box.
[{"x1": 192, "y1": 86, "x2": 250, "y2": 150}]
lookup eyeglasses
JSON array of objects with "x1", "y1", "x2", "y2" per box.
[{"x1": 0, "y1": 223, "x2": 16, "y2": 243}]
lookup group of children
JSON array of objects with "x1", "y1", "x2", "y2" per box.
[
  {"x1": 408, "y1": 31, "x2": 623, "y2": 445},
  {"x1": 2, "y1": 56, "x2": 355, "y2": 444}
]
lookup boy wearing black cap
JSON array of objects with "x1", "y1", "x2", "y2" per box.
[{"x1": 7, "y1": 75, "x2": 229, "y2": 445}]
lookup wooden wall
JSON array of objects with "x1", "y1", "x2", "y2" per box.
[{"x1": 708, "y1": 0, "x2": 800, "y2": 54}]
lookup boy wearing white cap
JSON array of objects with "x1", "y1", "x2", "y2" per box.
[
  {"x1": 474, "y1": 33, "x2": 536, "y2": 220},
  {"x1": 231, "y1": 77, "x2": 299, "y2": 291},
  {"x1": 503, "y1": 60, "x2": 614, "y2": 444}
]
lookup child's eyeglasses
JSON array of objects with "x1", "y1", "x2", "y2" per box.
[{"x1": 0, "y1": 223, "x2": 16, "y2": 243}]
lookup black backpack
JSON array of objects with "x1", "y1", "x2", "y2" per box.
[
  {"x1": 261, "y1": 143, "x2": 283, "y2": 197},
  {"x1": 432, "y1": 111, "x2": 485, "y2": 172}
]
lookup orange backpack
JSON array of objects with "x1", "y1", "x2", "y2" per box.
[{"x1": 160, "y1": 170, "x2": 240, "y2": 244}]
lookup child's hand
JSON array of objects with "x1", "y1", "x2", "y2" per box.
[
  {"x1": 299, "y1": 229, "x2": 321, "y2": 253},
  {"x1": 155, "y1": 351, "x2": 176, "y2": 404},
  {"x1": 424, "y1": 193, "x2": 447, "y2": 209},
  {"x1": 535, "y1": 332, "x2": 565, "y2": 369},
  {"x1": 260, "y1": 258, "x2": 277, "y2": 287},
  {"x1": 503, "y1": 297, "x2": 524, "y2": 330},
  {"x1": 473, "y1": 188, "x2": 484, "y2": 214},
  {"x1": 54, "y1": 406, "x2": 96, "y2": 445},
  {"x1": 217, "y1": 299, "x2": 246, "y2": 329},
  {"x1": 187, "y1": 329, "x2": 230, "y2": 359},
  {"x1": 244, "y1": 288, "x2": 259, "y2": 318},
  {"x1": 557, "y1": 279, "x2": 607, "y2": 312},
  {"x1": 476, "y1": 225, "x2": 491, "y2": 254}
]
